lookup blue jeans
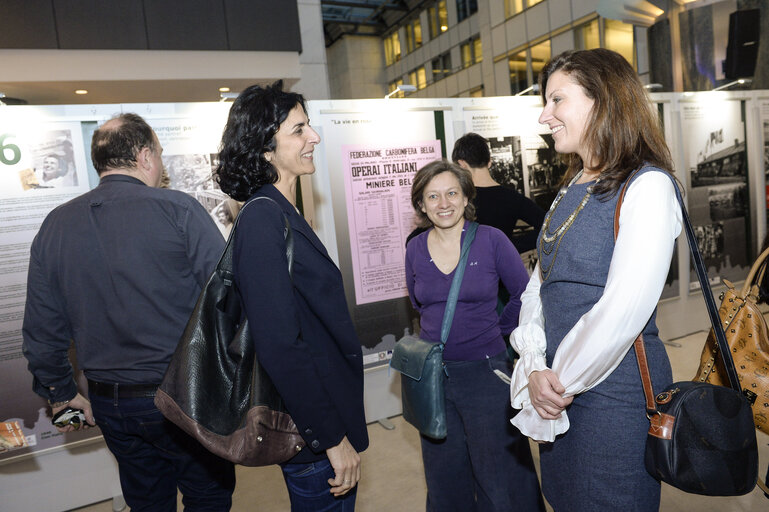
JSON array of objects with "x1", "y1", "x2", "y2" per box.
[
  {"x1": 420, "y1": 352, "x2": 545, "y2": 512},
  {"x1": 90, "y1": 393, "x2": 235, "y2": 511},
  {"x1": 281, "y1": 458, "x2": 357, "y2": 511}
]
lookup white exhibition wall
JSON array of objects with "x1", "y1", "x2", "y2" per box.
[{"x1": 1, "y1": 90, "x2": 768, "y2": 510}]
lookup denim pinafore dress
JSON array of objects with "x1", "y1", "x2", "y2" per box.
[{"x1": 537, "y1": 167, "x2": 673, "y2": 512}]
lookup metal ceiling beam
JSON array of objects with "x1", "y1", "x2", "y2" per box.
[
  {"x1": 321, "y1": 0, "x2": 407, "y2": 11},
  {"x1": 323, "y1": 17, "x2": 383, "y2": 27}
]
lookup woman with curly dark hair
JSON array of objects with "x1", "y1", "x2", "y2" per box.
[{"x1": 215, "y1": 81, "x2": 368, "y2": 511}]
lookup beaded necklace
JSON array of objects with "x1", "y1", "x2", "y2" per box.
[{"x1": 538, "y1": 170, "x2": 598, "y2": 281}]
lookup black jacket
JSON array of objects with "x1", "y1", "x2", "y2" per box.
[{"x1": 233, "y1": 184, "x2": 368, "y2": 463}]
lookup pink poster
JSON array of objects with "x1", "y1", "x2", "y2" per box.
[{"x1": 342, "y1": 141, "x2": 442, "y2": 305}]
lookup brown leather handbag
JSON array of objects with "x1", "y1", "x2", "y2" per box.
[{"x1": 693, "y1": 245, "x2": 769, "y2": 434}]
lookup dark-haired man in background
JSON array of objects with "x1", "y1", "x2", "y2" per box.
[
  {"x1": 452, "y1": 132, "x2": 545, "y2": 254},
  {"x1": 22, "y1": 113, "x2": 235, "y2": 511}
]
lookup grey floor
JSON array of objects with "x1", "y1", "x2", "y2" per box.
[{"x1": 75, "y1": 330, "x2": 768, "y2": 512}]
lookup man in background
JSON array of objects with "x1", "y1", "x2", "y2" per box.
[
  {"x1": 452, "y1": 132, "x2": 545, "y2": 254},
  {"x1": 22, "y1": 113, "x2": 234, "y2": 511}
]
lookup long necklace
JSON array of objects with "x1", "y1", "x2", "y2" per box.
[{"x1": 538, "y1": 170, "x2": 597, "y2": 281}]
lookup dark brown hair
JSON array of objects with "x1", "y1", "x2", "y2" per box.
[
  {"x1": 410, "y1": 160, "x2": 476, "y2": 228},
  {"x1": 539, "y1": 48, "x2": 673, "y2": 197}
]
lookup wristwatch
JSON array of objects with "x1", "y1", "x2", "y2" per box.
[{"x1": 48, "y1": 398, "x2": 71, "y2": 408}]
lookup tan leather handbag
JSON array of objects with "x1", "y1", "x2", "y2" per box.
[{"x1": 694, "y1": 245, "x2": 769, "y2": 434}]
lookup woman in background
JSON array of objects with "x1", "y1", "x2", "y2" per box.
[
  {"x1": 405, "y1": 160, "x2": 544, "y2": 512},
  {"x1": 509, "y1": 49, "x2": 682, "y2": 511}
]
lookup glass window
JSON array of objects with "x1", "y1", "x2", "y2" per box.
[
  {"x1": 461, "y1": 42, "x2": 472, "y2": 68},
  {"x1": 384, "y1": 38, "x2": 393, "y2": 66},
  {"x1": 461, "y1": 37, "x2": 482, "y2": 68},
  {"x1": 575, "y1": 19, "x2": 600, "y2": 50},
  {"x1": 428, "y1": 2, "x2": 448, "y2": 39},
  {"x1": 527, "y1": 0, "x2": 544, "y2": 7},
  {"x1": 457, "y1": 0, "x2": 478, "y2": 22},
  {"x1": 438, "y1": 1, "x2": 448, "y2": 33},
  {"x1": 604, "y1": 19, "x2": 635, "y2": 69},
  {"x1": 384, "y1": 32, "x2": 401, "y2": 66},
  {"x1": 417, "y1": 67, "x2": 427, "y2": 89},
  {"x1": 505, "y1": 0, "x2": 524, "y2": 18},
  {"x1": 413, "y1": 19, "x2": 422, "y2": 49},
  {"x1": 470, "y1": 86, "x2": 484, "y2": 97},
  {"x1": 428, "y1": 6, "x2": 438, "y2": 39},
  {"x1": 530, "y1": 39, "x2": 551, "y2": 87},
  {"x1": 409, "y1": 70, "x2": 417, "y2": 90},
  {"x1": 405, "y1": 18, "x2": 422, "y2": 53},
  {"x1": 406, "y1": 27, "x2": 414, "y2": 54},
  {"x1": 508, "y1": 50, "x2": 528, "y2": 94},
  {"x1": 432, "y1": 53, "x2": 452, "y2": 81}
]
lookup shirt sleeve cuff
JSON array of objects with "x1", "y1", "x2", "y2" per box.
[
  {"x1": 511, "y1": 404, "x2": 570, "y2": 443},
  {"x1": 510, "y1": 350, "x2": 547, "y2": 409},
  {"x1": 33, "y1": 377, "x2": 78, "y2": 404}
]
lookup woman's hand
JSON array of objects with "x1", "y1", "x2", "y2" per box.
[
  {"x1": 326, "y1": 436, "x2": 361, "y2": 496},
  {"x1": 528, "y1": 369, "x2": 573, "y2": 421}
]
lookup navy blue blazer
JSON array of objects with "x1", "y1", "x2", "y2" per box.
[{"x1": 233, "y1": 184, "x2": 368, "y2": 463}]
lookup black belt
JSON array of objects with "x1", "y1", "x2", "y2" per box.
[{"x1": 88, "y1": 380, "x2": 158, "y2": 399}]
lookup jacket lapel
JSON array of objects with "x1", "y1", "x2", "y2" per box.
[{"x1": 257, "y1": 185, "x2": 337, "y2": 268}]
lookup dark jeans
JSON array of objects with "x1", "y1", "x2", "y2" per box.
[
  {"x1": 281, "y1": 458, "x2": 357, "y2": 511},
  {"x1": 90, "y1": 393, "x2": 235, "y2": 511},
  {"x1": 420, "y1": 352, "x2": 545, "y2": 512}
]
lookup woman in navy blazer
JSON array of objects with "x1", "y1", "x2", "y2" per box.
[{"x1": 215, "y1": 81, "x2": 368, "y2": 511}]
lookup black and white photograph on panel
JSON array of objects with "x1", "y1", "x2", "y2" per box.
[
  {"x1": 487, "y1": 135, "x2": 524, "y2": 194},
  {"x1": 163, "y1": 153, "x2": 214, "y2": 192},
  {"x1": 682, "y1": 99, "x2": 751, "y2": 288},
  {"x1": 524, "y1": 133, "x2": 568, "y2": 212},
  {"x1": 29, "y1": 129, "x2": 79, "y2": 189}
]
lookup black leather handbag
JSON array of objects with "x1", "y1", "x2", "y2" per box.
[
  {"x1": 155, "y1": 196, "x2": 306, "y2": 466},
  {"x1": 391, "y1": 222, "x2": 478, "y2": 439},
  {"x1": 615, "y1": 170, "x2": 757, "y2": 496}
]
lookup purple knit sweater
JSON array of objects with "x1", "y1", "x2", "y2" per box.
[{"x1": 404, "y1": 221, "x2": 529, "y2": 361}]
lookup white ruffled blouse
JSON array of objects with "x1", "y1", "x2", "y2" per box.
[{"x1": 509, "y1": 171, "x2": 683, "y2": 442}]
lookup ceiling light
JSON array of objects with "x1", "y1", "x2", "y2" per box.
[
  {"x1": 219, "y1": 87, "x2": 230, "y2": 92},
  {"x1": 75, "y1": 89, "x2": 88, "y2": 95}
]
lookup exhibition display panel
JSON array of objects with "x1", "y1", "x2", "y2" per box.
[{"x1": 0, "y1": 91, "x2": 767, "y2": 510}]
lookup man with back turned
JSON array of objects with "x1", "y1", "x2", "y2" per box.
[{"x1": 22, "y1": 113, "x2": 235, "y2": 511}]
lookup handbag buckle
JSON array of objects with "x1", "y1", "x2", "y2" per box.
[{"x1": 655, "y1": 387, "x2": 679, "y2": 405}]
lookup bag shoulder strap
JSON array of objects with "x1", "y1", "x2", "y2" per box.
[
  {"x1": 220, "y1": 195, "x2": 293, "y2": 280},
  {"x1": 741, "y1": 245, "x2": 769, "y2": 296},
  {"x1": 439, "y1": 222, "x2": 479, "y2": 345},
  {"x1": 613, "y1": 167, "x2": 740, "y2": 396}
]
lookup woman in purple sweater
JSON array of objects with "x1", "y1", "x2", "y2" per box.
[{"x1": 404, "y1": 160, "x2": 544, "y2": 512}]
